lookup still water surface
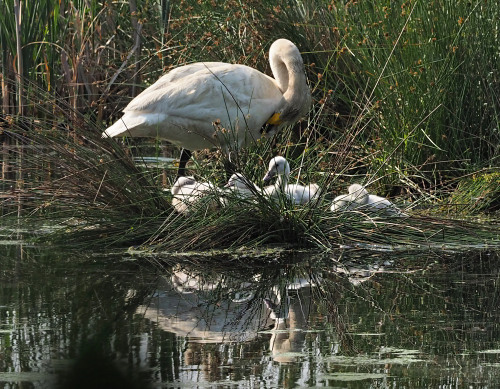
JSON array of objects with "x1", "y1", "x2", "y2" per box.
[{"x1": 0, "y1": 243, "x2": 499, "y2": 388}]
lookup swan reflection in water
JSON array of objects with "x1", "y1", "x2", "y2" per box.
[
  {"x1": 138, "y1": 267, "x2": 268, "y2": 344},
  {"x1": 134, "y1": 258, "x2": 389, "y2": 381},
  {"x1": 135, "y1": 265, "x2": 326, "y2": 364}
]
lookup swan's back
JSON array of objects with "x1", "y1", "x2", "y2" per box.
[
  {"x1": 104, "y1": 63, "x2": 284, "y2": 150},
  {"x1": 171, "y1": 176, "x2": 221, "y2": 214},
  {"x1": 171, "y1": 176, "x2": 198, "y2": 196},
  {"x1": 366, "y1": 194, "x2": 406, "y2": 216},
  {"x1": 286, "y1": 183, "x2": 319, "y2": 205},
  {"x1": 331, "y1": 183, "x2": 406, "y2": 216},
  {"x1": 262, "y1": 181, "x2": 319, "y2": 205},
  {"x1": 225, "y1": 173, "x2": 261, "y2": 198},
  {"x1": 331, "y1": 184, "x2": 368, "y2": 212},
  {"x1": 330, "y1": 194, "x2": 349, "y2": 212}
]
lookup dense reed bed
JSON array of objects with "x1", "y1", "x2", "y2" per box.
[{"x1": 1, "y1": 0, "x2": 499, "y2": 251}]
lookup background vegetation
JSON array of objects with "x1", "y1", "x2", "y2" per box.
[{"x1": 0, "y1": 0, "x2": 498, "y2": 250}]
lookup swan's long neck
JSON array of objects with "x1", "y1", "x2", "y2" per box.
[
  {"x1": 271, "y1": 55, "x2": 306, "y2": 103},
  {"x1": 271, "y1": 60, "x2": 290, "y2": 94},
  {"x1": 269, "y1": 39, "x2": 311, "y2": 122},
  {"x1": 275, "y1": 165, "x2": 290, "y2": 191},
  {"x1": 276, "y1": 171, "x2": 288, "y2": 189}
]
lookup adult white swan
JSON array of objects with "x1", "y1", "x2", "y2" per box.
[
  {"x1": 262, "y1": 156, "x2": 319, "y2": 205},
  {"x1": 103, "y1": 39, "x2": 311, "y2": 178}
]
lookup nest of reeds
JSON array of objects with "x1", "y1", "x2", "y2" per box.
[{"x1": 1, "y1": 82, "x2": 498, "y2": 254}]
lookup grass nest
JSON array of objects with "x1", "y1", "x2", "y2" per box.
[{"x1": 0, "y1": 82, "x2": 499, "y2": 254}]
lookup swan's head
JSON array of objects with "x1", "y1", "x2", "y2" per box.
[
  {"x1": 269, "y1": 39, "x2": 305, "y2": 79},
  {"x1": 330, "y1": 194, "x2": 349, "y2": 212},
  {"x1": 171, "y1": 176, "x2": 196, "y2": 195},
  {"x1": 347, "y1": 184, "x2": 369, "y2": 204},
  {"x1": 269, "y1": 39, "x2": 311, "y2": 126},
  {"x1": 224, "y1": 173, "x2": 253, "y2": 190},
  {"x1": 263, "y1": 156, "x2": 290, "y2": 184}
]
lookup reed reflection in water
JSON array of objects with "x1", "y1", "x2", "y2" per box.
[{"x1": 0, "y1": 244, "x2": 500, "y2": 388}]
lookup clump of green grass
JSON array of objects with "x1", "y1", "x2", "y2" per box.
[
  {"x1": 138, "y1": 190, "x2": 499, "y2": 252},
  {"x1": 0, "y1": 78, "x2": 173, "y2": 245},
  {"x1": 447, "y1": 171, "x2": 500, "y2": 215},
  {"x1": 3, "y1": 115, "x2": 499, "y2": 253},
  {"x1": 239, "y1": 0, "x2": 500, "y2": 188}
]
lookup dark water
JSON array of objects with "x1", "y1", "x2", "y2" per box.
[{"x1": 0, "y1": 241, "x2": 499, "y2": 388}]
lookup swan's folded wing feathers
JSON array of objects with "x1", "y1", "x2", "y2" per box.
[{"x1": 125, "y1": 64, "x2": 280, "y2": 115}]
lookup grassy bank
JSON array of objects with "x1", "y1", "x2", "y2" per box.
[{"x1": 0, "y1": 0, "x2": 499, "y2": 250}]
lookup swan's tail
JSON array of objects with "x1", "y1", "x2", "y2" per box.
[
  {"x1": 102, "y1": 113, "x2": 150, "y2": 138},
  {"x1": 102, "y1": 118, "x2": 129, "y2": 138}
]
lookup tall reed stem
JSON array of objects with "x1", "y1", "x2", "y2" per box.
[{"x1": 13, "y1": 0, "x2": 24, "y2": 115}]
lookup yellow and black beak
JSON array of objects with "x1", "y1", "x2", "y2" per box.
[{"x1": 260, "y1": 112, "x2": 282, "y2": 135}]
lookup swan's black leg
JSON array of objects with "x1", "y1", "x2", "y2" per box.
[
  {"x1": 223, "y1": 160, "x2": 237, "y2": 180},
  {"x1": 176, "y1": 148, "x2": 192, "y2": 179},
  {"x1": 223, "y1": 152, "x2": 237, "y2": 180}
]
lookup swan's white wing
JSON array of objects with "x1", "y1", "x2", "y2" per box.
[
  {"x1": 366, "y1": 195, "x2": 393, "y2": 209},
  {"x1": 307, "y1": 183, "x2": 320, "y2": 199},
  {"x1": 331, "y1": 193, "x2": 353, "y2": 211},
  {"x1": 103, "y1": 112, "x2": 157, "y2": 138},
  {"x1": 366, "y1": 195, "x2": 406, "y2": 215},
  {"x1": 262, "y1": 184, "x2": 278, "y2": 198},
  {"x1": 286, "y1": 184, "x2": 317, "y2": 205},
  {"x1": 104, "y1": 63, "x2": 284, "y2": 150},
  {"x1": 143, "y1": 62, "x2": 229, "y2": 90},
  {"x1": 225, "y1": 173, "x2": 261, "y2": 198},
  {"x1": 171, "y1": 178, "x2": 222, "y2": 214}
]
